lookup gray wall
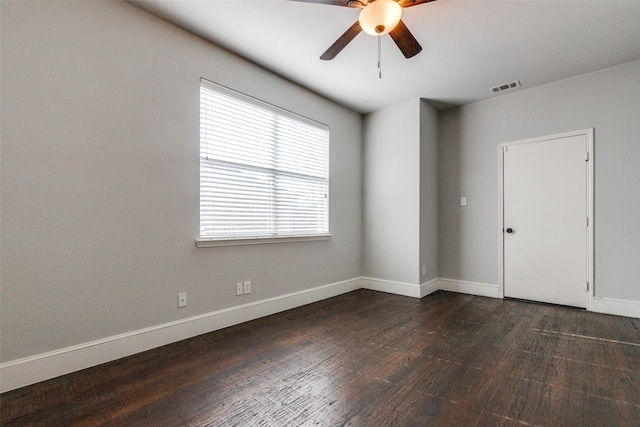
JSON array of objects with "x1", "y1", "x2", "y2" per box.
[
  {"x1": 0, "y1": 1, "x2": 363, "y2": 362},
  {"x1": 363, "y1": 99, "x2": 421, "y2": 284},
  {"x1": 362, "y1": 98, "x2": 439, "y2": 285},
  {"x1": 420, "y1": 100, "x2": 439, "y2": 282},
  {"x1": 439, "y1": 59, "x2": 640, "y2": 301}
]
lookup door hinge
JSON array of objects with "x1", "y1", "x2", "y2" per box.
[
  {"x1": 586, "y1": 217, "x2": 589, "y2": 227},
  {"x1": 586, "y1": 281, "x2": 589, "y2": 292},
  {"x1": 585, "y1": 152, "x2": 589, "y2": 161}
]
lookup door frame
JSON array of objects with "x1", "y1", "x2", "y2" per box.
[{"x1": 498, "y1": 128, "x2": 594, "y2": 310}]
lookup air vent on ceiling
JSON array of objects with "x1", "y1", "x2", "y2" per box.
[{"x1": 490, "y1": 80, "x2": 521, "y2": 94}]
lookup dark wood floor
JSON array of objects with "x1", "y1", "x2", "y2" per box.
[{"x1": 2, "y1": 290, "x2": 639, "y2": 426}]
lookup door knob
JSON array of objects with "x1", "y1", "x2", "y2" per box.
[{"x1": 506, "y1": 228, "x2": 514, "y2": 233}]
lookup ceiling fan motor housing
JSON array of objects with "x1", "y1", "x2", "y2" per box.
[{"x1": 359, "y1": 0, "x2": 402, "y2": 36}]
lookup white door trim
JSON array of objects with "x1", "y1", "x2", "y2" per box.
[{"x1": 499, "y1": 128, "x2": 594, "y2": 310}]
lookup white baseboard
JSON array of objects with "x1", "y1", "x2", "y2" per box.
[
  {"x1": 420, "y1": 278, "x2": 440, "y2": 298},
  {"x1": 590, "y1": 296, "x2": 640, "y2": 318},
  {"x1": 0, "y1": 277, "x2": 362, "y2": 393},
  {"x1": 361, "y1": 277, "x2": 439, "y2": 298},
  {"x1": 436, "y1": 278, "x2": 501, "y2": 298},
  {"x1": 362, "y1": 277, "x2": 419, "y2": 298},
  {"x1": 4, "y1": 275, "x2": 635, "y2": 393}
]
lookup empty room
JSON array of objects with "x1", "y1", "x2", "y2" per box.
[{"x1": 1, "y1": 1, "x2": 639, "y2": 425}]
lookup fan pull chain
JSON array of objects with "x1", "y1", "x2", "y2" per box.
[{"x1": 378, "y1": 35, "x2": 382, "y2": 79}]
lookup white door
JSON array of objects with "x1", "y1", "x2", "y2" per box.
[{"x1": 502, "y1": 132, "x2": 589, "y2": 308}]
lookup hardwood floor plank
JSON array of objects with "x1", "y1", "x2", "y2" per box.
[{"x1": 2, "y1": 290, "x2": 639, "y2": 426}]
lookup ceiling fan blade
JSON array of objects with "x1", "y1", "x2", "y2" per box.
[
  {"x1": 395, "y1": 0, "x2": 437, "y2": 7},
  {"x1": 320, "y1": 21, "x2": 362, "y2": 60},
  {"x1": 389, "y1": 19, "x2": 422, "y2": 58}
]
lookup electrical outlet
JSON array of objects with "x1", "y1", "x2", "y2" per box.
[
  {"x1": 243, "y1": 280, "x2": 251, "y2": 294},
  {"x1": 178, "y1": 292, "x2": 187, "y2": 308},
  {"x1": 236, "y1": 282, "x2": 244, "y2": 296}
]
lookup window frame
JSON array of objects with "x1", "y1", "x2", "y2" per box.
[{"x1": 196, "y1": 79, "x2": 331, "y2": 247}]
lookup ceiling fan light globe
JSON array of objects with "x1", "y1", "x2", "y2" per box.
[{"x1": 359, "y1": 0, "x2": 402, "y2": 36}]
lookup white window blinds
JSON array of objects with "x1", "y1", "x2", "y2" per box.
[{"x1": 199, "y1": 79, "x2": 329, "y2": 240}]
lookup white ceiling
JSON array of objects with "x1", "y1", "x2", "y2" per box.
[{"x1": 129, "y1": 0, "x2": 640, "y2": 114}]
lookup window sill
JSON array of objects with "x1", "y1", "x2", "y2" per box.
[{"x1": 196, "y1": 234, "x2": 332, "y2": 248}]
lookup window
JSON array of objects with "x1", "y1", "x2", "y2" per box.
[{"x1": 198, "y1": 79, "x2": 330, "y2": 246}]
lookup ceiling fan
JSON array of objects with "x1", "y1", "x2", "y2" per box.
[{"x1": 290, "y1": 0, "x2": 436, "y2": 60}]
